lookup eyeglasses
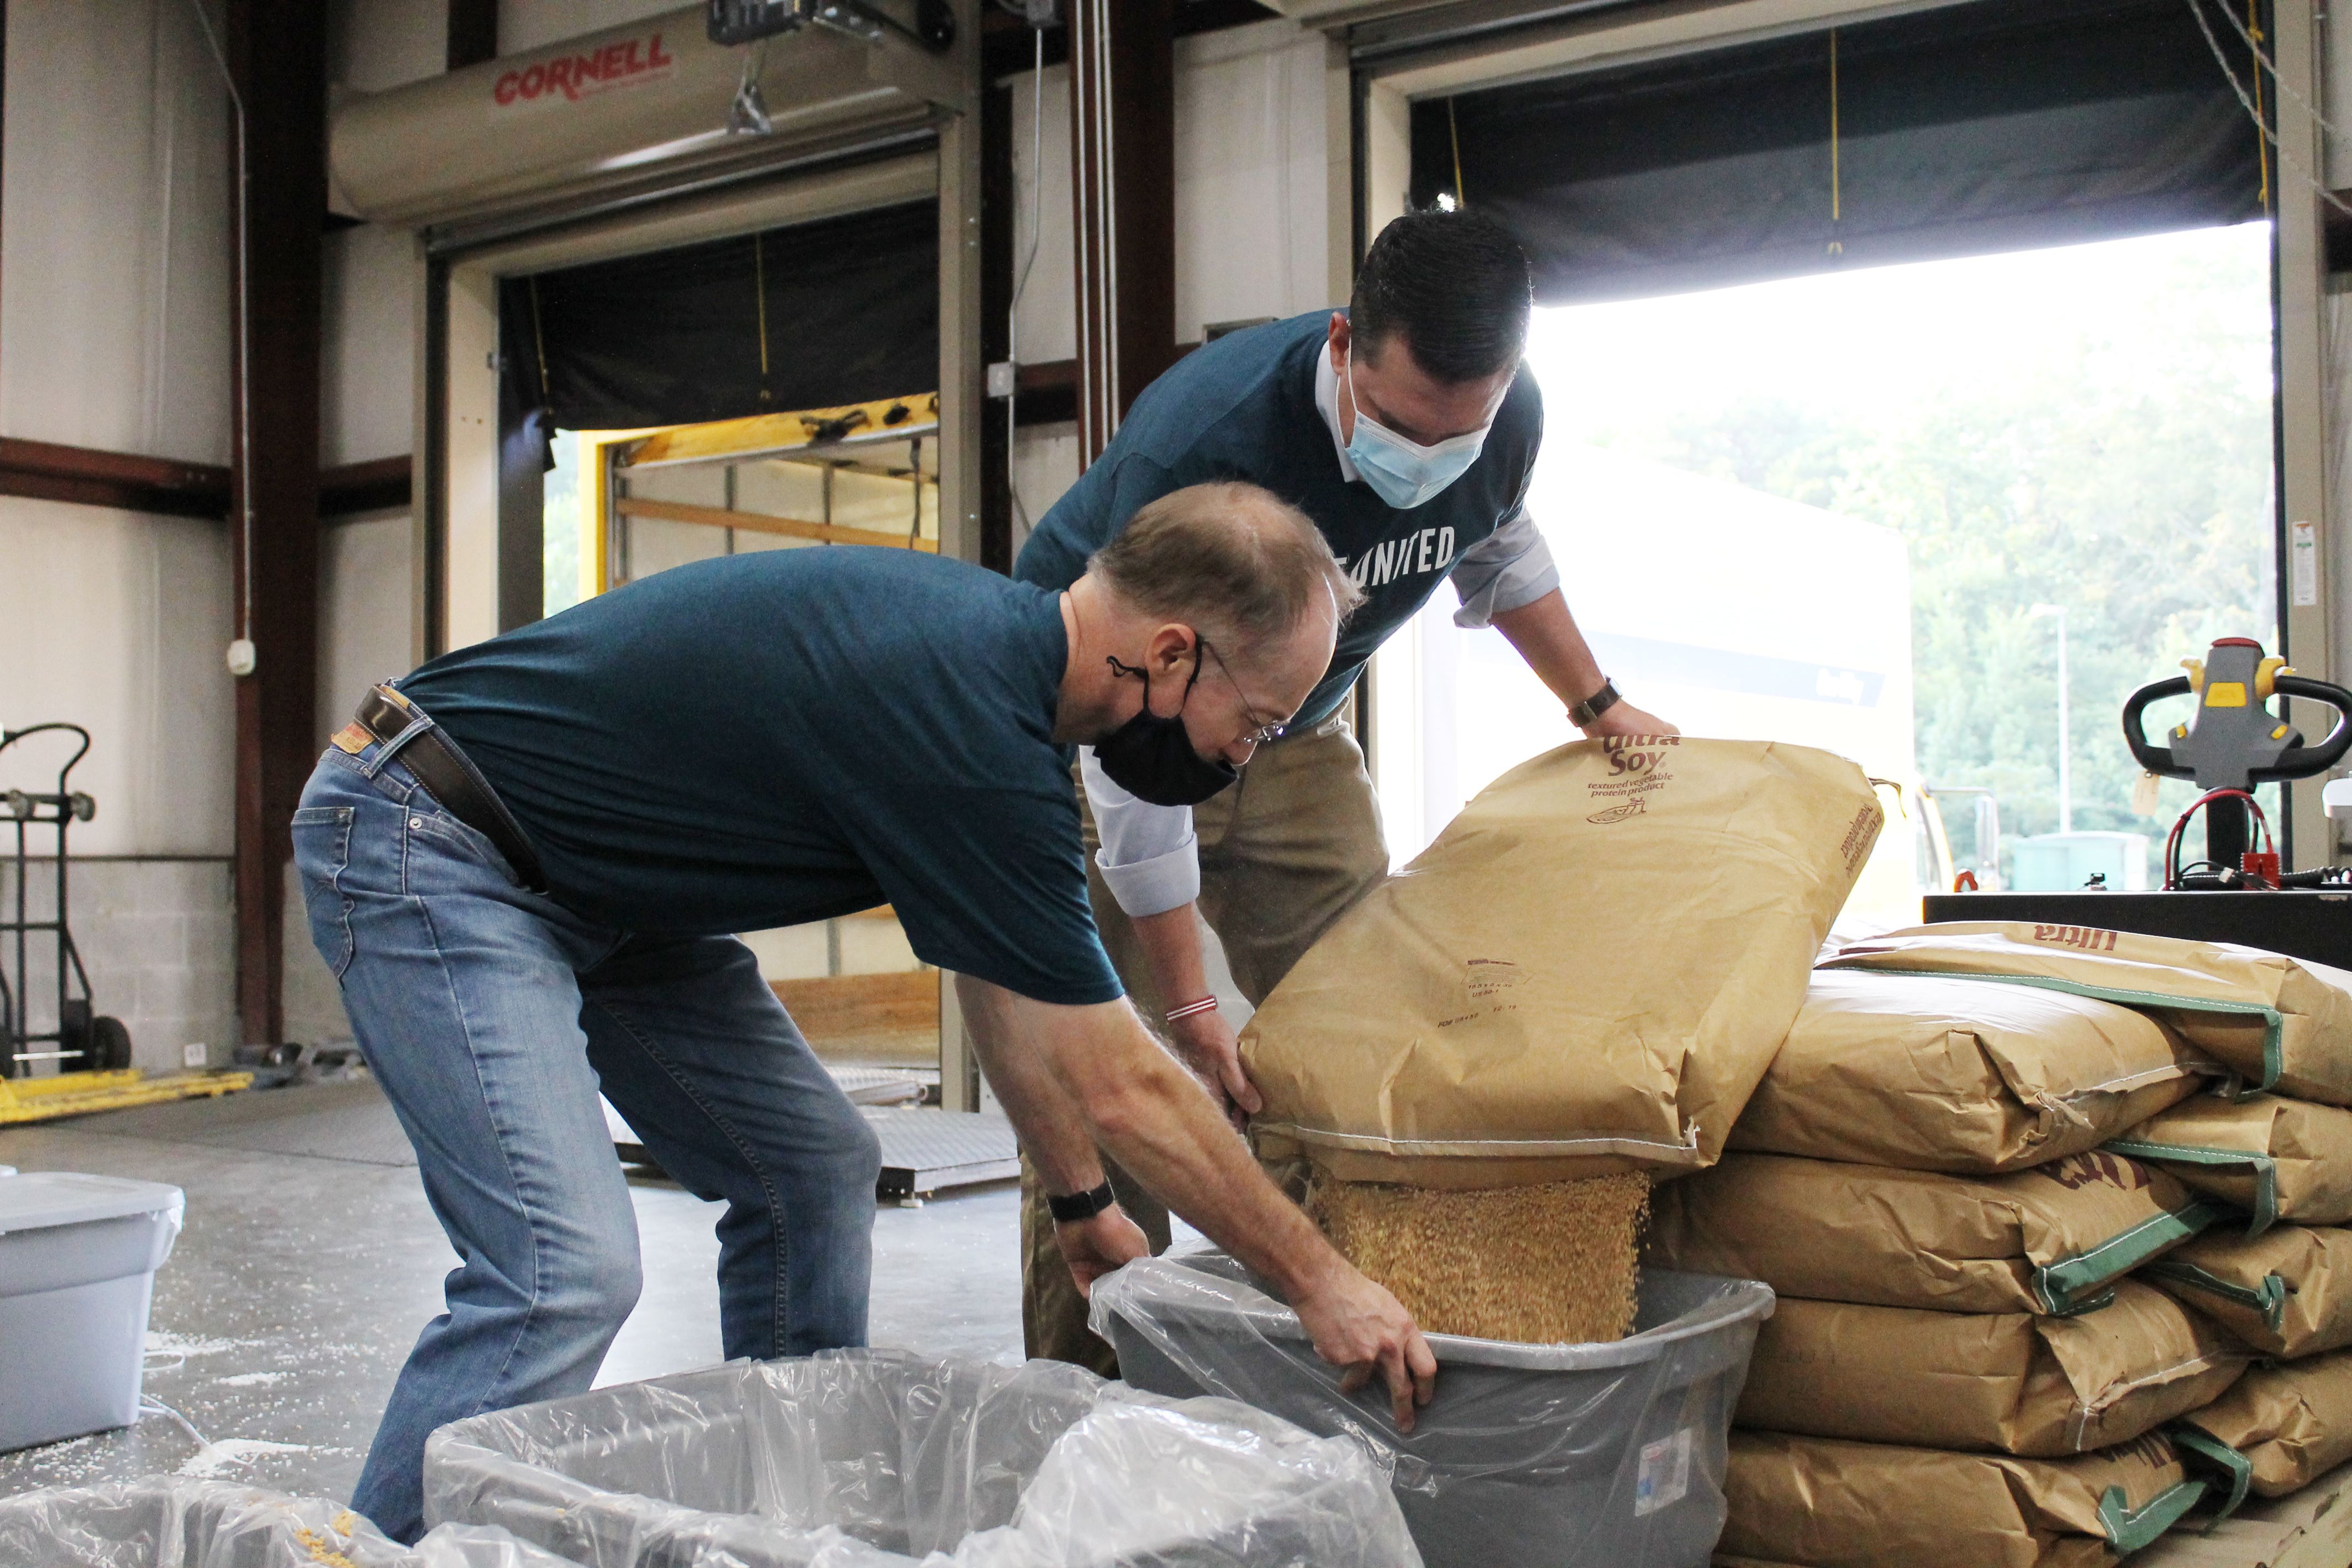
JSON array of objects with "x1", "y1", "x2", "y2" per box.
[{"x1": 1199, "y1": 639, "x2": 1290, "y2": 748}]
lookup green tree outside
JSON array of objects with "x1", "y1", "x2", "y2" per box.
[{"x1": 1563, "y1": 225, "x2": 2277, "y2": 881}]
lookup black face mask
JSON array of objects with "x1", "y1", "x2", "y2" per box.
[{"x1": 1093, "y1": 653, "x2": 1241, "y2": 807}]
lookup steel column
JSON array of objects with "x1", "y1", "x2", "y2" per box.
[
  {"x1": 226, "y1": 0, "x2": 327, "y2": 1048},
  {"x1": 1067, "y1": 0, "x2": 1175, "y2": 466}
]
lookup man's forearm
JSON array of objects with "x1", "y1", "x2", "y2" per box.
[
  {"x1": 1128, "y1": 903, "x2": 1212, "y2": 1015},
  {"x1": 1491, "y1": 589, "x2": 1605, "y2": 708},
  {"x1": 960, "y1": 981, "x2": 1337, "y2": 1299},
  {"x1": 1077, "y1": 1034, "x2": 1336, "y2": 1298},
  {"x1": 954, "y1": 978, "x2": 1105, "y2": 1196}
]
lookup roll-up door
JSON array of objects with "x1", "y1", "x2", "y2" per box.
[
  {"x1": 500, "y1": 199, "x2": 939, "y2": 432},
  {"x1": 1412, "y1": 0, "x2": 2267, "y2": 303}
]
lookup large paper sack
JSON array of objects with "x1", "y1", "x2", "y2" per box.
[
  {"x1": 2146, "y1": 1223, "x2": 2352, "y2": 1357},
  {"x1": 1245, "y1": 738, "x2": 1882, "y2": 1187},
  {"x1": 1822, "y1": 922, "x2": 2352, "y2": 1104},
  {"x1": 2181, "y1": 1350, "x2": 2352, "y2": 1496},
  {"x1": 1646, "y1": 1151, "x2": 2220, "y2": 1315},
  {"x1": 1728, "y1": 971, "x2": 2206, "y2": 1173},
  {"x1": 1736, "y1": 1282, "x2": 2245, "y2": 1456},
  {"x1": 1722, "y1": 1430, "x2": 2212, "y2": 1568},
  {"x1": 2109, "y1": 1093, "x2": 2352, "y2": 1233}
]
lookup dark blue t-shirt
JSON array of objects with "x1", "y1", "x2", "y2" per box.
[
  {"x1": 1014, "y1": 309, "x2": 1542, "y2": 727},
  {"x1": 398, "y1": 548, "x2": 1121, "y2": 1006}
]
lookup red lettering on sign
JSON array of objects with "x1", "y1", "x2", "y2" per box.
[{"x1": 492, "y1": 32, "x2": 677, "y2": 108}]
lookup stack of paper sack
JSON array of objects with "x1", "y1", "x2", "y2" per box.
[{"x1": 1653, "y1": 922, "x2": 2352, "y2": 1566}]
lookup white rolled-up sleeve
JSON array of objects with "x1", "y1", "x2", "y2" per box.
[
  {"x1": 1450, "y1": 507, "x2": 1562, "y2": 628},
  {"x1": 1079, "y1": 746, "x2": 1202, "y2": 917}
]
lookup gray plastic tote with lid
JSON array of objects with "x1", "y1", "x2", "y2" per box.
[
  {"x1": 1091, "y1": 1253, "x2": 1774, "y2": 1568},
  {"x1": 423, "y1": 1346, "x2": 1421, "y2": 1568},
  {"x1": 0, "y1": 1168, "x2": 184, "y2": 1451},
  {"x1": 0, "y1": 1476, "x2": 578, "y2": 1567}
]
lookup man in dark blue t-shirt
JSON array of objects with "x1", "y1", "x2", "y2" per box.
[
  {"x1": 293, "y1": 483, "x2": 1434, "y2": 1543},
  {"x1": 1011, "y1": 209, "x2": 1679, "y2": 1370}
]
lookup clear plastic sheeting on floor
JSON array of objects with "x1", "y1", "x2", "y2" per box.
[
  {"x1": 1092, "y1": 1252, "x2": 1774, "y2": 1568},
  {"x1": 422, "y1": 1347, "x2": 1420, "y2": 1568},
  {"x1": 0, "y1": 1477, "x2": 579, "y2": 1568}
]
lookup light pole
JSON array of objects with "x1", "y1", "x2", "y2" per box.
[{"x1": 2031, "y1": 604, "x2": 2070, "y2": 834}]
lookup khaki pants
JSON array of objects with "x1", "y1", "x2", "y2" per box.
[{"x1": 1020, "y1": 716, "x2": 1389, "y2": 1373}]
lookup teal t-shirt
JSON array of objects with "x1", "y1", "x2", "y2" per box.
[
  {"x1": 398, "y1": 548, "x2": 1121, "y2": 1006},
  {"x1": 1014, "y1": 309, "x2": 1543, "y2": 727}
]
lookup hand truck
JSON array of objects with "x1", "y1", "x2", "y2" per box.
[{"x1": 2, "y1": 723, "x2": 132, "y2": 1077}]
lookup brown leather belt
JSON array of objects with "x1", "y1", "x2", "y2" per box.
[{"x1": 335, "y1": 684, "x2": 548, "y2": 894}]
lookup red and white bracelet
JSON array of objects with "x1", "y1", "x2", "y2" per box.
[{"x1": 1163, "y1": 995, "x2": 1219, "y2": 1023}]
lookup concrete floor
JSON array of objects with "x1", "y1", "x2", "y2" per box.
[{"x1": 0, "y1": 1078, "x2": 1027, "y2": 1506}]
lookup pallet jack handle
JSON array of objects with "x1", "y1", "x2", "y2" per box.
[{"x1": 2123, "y1": 676, "x2": 2352, "y2": 784}]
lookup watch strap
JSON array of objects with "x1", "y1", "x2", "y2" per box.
[
  {"x1": 1048, "y1": 1180, "x2": 1118, "y2": 1224},
  {"x1": 1570, "y1": 678, "x2": 1622, "y2": 728}
]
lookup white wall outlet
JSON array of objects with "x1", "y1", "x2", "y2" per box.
[{"x1": 183, "y1": 1042, "x2": 209, "y2": 1070}]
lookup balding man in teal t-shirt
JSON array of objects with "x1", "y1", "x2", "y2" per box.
[{"x1": 1012, "y1": 208, "x2": 1678, "y2": 1371}]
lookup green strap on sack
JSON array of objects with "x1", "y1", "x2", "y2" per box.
[
  {"x1": 1846, "y1": 967, "x2": 2284, "y2": 1093},
  {"x1": 2170, "y1": 1424, "x2": 2256, "y2": 1527},
  {"x1": 2106, "y1": 1139, "x2": 2280, "y2": 1235},
  {"x1": 2143, "y1": 1258, "x2": 2290, "y2": 1330},
  {"x1": 2098, "y1": 1476, "x2": 2209, "y2": 1555},
  {"x1": 2033, "y1": 1200, "x2": 2228, "y2": 1314}
]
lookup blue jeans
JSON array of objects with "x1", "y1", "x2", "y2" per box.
[{"x1": 291, "y1": 736, "x2": 881, "y2": 1543}]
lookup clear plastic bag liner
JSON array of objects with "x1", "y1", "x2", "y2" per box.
[
  {"x1": 422, "y1": 1347, "x2": 1419, "y2": 1568},
  {"x1": 1090, "y1": 1252, "x2": 1774, "y2": 1568},
  {"x1": 0, "y1": 1476, "x2": 580, "y2": 1568}
]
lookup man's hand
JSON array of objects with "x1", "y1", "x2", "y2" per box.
[
  {"x1": 1166, "y1": 1008, "x2": 1262, "y2": 1129},
  {"x1": 1054, "y1": 1204, "x2": 1152, "y2": 1299},
  {"x1": 1490, "y1": 592, "x2": 1681, "y2": 741},
  {"x1": 1291, "y1": 1259, "x2": 1438, "y2": 1433},
  {"x1": 1582, "y1": 701, "x2": 1679, "y2": 739}
]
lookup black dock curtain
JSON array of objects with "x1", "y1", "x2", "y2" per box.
[
  {"x1": 501, "y1": 198, "x2": 939, "y2": 432},
  {"x1": 1413, "y1": 0, "x2": 2271, "y2": 304}
]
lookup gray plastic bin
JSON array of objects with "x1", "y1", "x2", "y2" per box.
[
  {"x1": 423, "y1": 1347, "x2": 1422, "y2": 1568},
  {"x1": 0, "y1": 1169, "x2": 184, "y2": 1451},
  {"x1": 1092, "y1": 1254, "x2": 1774, "y2": 1568},
  {"x1": 0, "y1": 1476, "x2": 579, "y2": 1567}
]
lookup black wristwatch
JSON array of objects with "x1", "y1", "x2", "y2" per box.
[
  {"x1": 1570, "y1": 677, "x2": 1623, "y2": 728},
  {"x1": 1048, "y1": 1180, "x2": 1118, "y2": 1224}
]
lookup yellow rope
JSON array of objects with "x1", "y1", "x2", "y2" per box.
[
  {"x1": 754, "y1": 232, "x2": 772, "y2": 406},
  {"x1": 1827, "y1": 29, "x2": 1843, "y2": 254},
  {"x1": 1449, "y1": 97, "x2": 1466, "y2": 205},
  {"x1": 2247, "y1": 0, "x2": 2271, "y2": 214},
  {"x1": 527, "y1": 276, "x2": 551, "y2": 398}
]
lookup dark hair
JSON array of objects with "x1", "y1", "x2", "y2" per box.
[
  {"x1": 1349, "y1": 207, "x2": 1532, "y2": 384},
  {"x1": 1089, "y1": 482, "x2": 1364, "y2": 665}
]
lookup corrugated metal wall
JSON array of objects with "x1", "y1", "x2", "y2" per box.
[{"x1": 0, "y1": 0, "x2": 237, "y2": 1063}]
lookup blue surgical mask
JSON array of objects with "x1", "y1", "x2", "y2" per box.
[{"x1": 1343, "y1": 352, "x2": 1491, "y2": 510}]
